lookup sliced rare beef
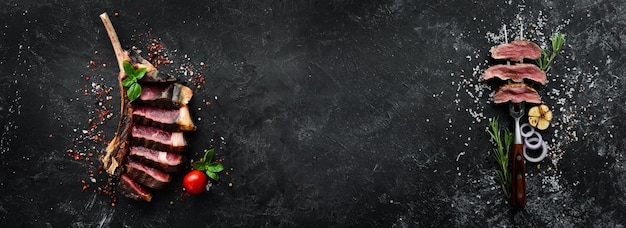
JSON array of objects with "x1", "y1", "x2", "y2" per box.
[
  {"x1": 125, "y1": 159, "x2": 171, "y2": 189},
  {"x1": 489, "y1": 40, "x2": 542, "y2": 61},
  {"x1": 139, "y1": 83, "x2": 193, "y2": 109},
  {"x1": 483, "y1": 63, "x2": 547, "y2": 85},
  {"x1": 129, "y1": 146, "x2": 184, "y2": 173},
  {"x1": 493, "y1": 83, "x2": 541, "y2": 104},
  {"x1": 132, "y1": 104, "x2": 196, "y2": 132},
  {"x1": 131, "y1": 125, "x2": 188, "y2": 153},
  {"x1": 119, "y1": 174, "x2": 153, "y2": 202}
]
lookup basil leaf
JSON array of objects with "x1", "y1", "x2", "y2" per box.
[
  {"x1": 123, "y1": 61, "x2": 136, "y2": 76},
  {"x1": 206, "y1": 171, "x2": 219, "y2": 181},
  {"x1": 192, "y1": 161, "x2": 205, "y2": 171},
  {"x1": 121, "y1": 77, "x2": 135, "y2": 87},
  {"x1": 127, "y1": 82, "x2": 142, "y2": 102},
  {"x1": 207, "y1": 163, "x2": 224, "y2": 173},
  {"x1": 205, "y1": 149, "x2": 215, "y2": 162},
  {"x1": 134, "y1": 67, "x2": 147, "y2": 80},
  {"x1": 551, "y1": 34, "x2": 558, "y2": 53}
]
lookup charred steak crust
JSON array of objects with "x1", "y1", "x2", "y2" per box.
[
  {"x1": 129, "y1": 48, "x2": 177, "y2": 83},
  {"x1": 102, "y1": 104, "x2": 134, "y2": 176},
  {"x1": 139, "y1": 83, "x2": 193, "y2": 109}
]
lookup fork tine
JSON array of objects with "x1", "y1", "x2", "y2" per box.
[
  {"x1": 509, "y1": 102, "x2": 524, "y2": 115},
  {"x1": 509, "y1": 102, "x2": 525, "y2": 117}
]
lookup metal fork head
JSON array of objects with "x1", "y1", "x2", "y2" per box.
[
  {"x1": 510, "y1": 102, "x2": 525, "y2": 144},
  {"x1": 509, "y1": 102, "x2": 525, "y2": 118}
]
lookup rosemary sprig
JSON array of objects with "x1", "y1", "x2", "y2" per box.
[
  {"x1": 536, "y1": 32, "x2": 566, "y2": 72},
  {"x1": 487, "y1": 117, "x2": 513, "y2": 198}
]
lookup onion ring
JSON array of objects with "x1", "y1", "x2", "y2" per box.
[
  {"x1": 520, "y1": 123, "x2": 535, "y2": 138},
  {"x1": 524, "y1": 131, "x2": 543, "y2": 150},
  {"x1": 524, "y1": 141, "x2": 548, "y2": 163}
]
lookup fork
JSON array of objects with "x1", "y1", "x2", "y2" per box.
[{"x1": 509, "y1": 102, "x2": 526, "y2": 208}]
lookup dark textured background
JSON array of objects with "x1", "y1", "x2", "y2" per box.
[{"x1": 1, "y1": 0, "x2": 625, "y2": 227}]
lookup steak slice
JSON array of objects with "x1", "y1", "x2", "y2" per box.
[
  {"x1": 483, "y1": 63, "x2": 546, "y2": 85},
  {"x1": 493, "y1": 83, "x2": 541, "y2": 104},
  {"x1": 131, "y1": 125, "x2": 188, "y2": 153},
  {"x1": 126, "y1": 159, "x2": 171, "y2": 189},
  {"x1": 490, "y1": 40, "x2": 542, "y2": 61},
  {"x1": 139, "y1": 83, "x2": 193, "y2": 109},
  {"x1": 129, "y1": 146, "x2": 184, "y2": 173},
  {"x1": 119, "y1": 174, "x2": 153, "y2": 202},
  {"x1": 133, "y1": 104, "x2": 196, "y2": 132}
]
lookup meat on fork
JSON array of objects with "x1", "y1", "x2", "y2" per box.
[
  {"x1": 490, "y1": 40, "x2": 542, "y2": 61},
  {"x1": 483, "y1": 63, "x2": 546, "y2": 85},
  {"x1": 493, "y1": 83, "x2": 541, "y2": 104}
]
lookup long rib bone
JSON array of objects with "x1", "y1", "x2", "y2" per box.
[{"x1": 99, "y1": 12, "x2": 132, "y2": 176}]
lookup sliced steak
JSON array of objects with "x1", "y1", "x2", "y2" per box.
[
  {"x1": 483, "y1": 63, "x2": 546, "y2": 85},
  {"x1": 139, "y1": 83, "x2": 193, "y2": 109},
  {"x1": 100, "y1": 13, "x2": 195, "y2": 202},
  {"x1": 131, "y1": 125, "x2": 188, "y2": 153},
  {"x1": 119, "y1": 174, "x2": 153, "y2": 202},
  {"x1": 126, "y1": 159, "x2": 171, "y2": 189},
  {"x1": 133, "y1": 104, "x2": 196, "y2": 132},
  {"x1": 493, "y1": 83, "x2": 541, "y2": 104},
  {"x1": 129, "y1": 146, "x2": 184, "y2": 173},
  {"x1": 490, "y1": 40, "x2": 542, "y2": 61}
]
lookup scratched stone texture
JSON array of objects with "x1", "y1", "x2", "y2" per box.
[{"x1": 0, "y1": 0, "x2": 624, "y2": 227}]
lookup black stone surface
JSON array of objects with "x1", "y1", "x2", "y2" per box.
[{"x1": 1, "y1": 0, "x2": 625, "y2": 227}]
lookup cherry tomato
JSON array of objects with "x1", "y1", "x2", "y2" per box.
[{"x1": 183, "y1": 170, "x2": 207, "y2": 194}]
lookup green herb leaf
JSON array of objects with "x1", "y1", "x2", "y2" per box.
[
  {"x1": 121, "y1": 77, "x2": 135, "y2": 87},
  {"x1": 204, "y1": 149, "x2": 215, "y2": 162},
  {"x1": 134, "y1": 67, "x2": 147, "y2": 80},
  {"x1": 123, "y1": 61, "x2": 136, "y2": 76},
  {"x1": 127, "y1": 82, "x2": 142, "y2": 103},
  {"x1": 207, "y1": 163, "x2": 224, "y2": 173},
  {"x1": 192, "y1": 161, "x2": 205, "y2": 170},
  {"x1": 192, "y1": 148, "x2": 223, "y2": 182},
  {"x1": 206, "y1": 171, "x2": 219, "y2": 181},
  {"x1": 537, "y1": 31, "x2": 566, "y2": 72},
  {"x1": 121, "y1": 61, "x2": 147, "y2": 103}
]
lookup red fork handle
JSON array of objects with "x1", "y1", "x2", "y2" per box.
[{"x1": 511, "y1": 143, "x2": 526, "y2": 207}]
